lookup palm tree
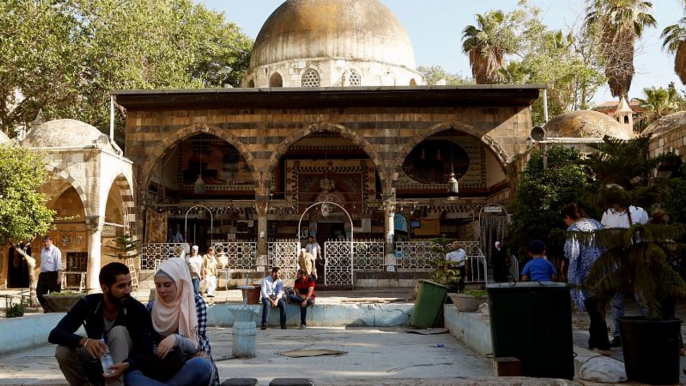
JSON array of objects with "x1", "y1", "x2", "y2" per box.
[
  {"x1": 661, "y1": 12, "x2": 686, "y2": 85},
  {"x1": 635, "y1": 84, "x2": 682, "y2": 129},
  {"x1": 461, "y1": 10, "x2": 517, "y2": 84},
  {"x1": 585, "y1": 0, "x2": 656, "y2": 99}
]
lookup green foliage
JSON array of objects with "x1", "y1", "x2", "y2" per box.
[
  {"x1": 462, "y1": 289, "x2": 487, "y2": 298},
  {"x1": 5, "y1": 298, "x2": 26, "y2": 318},
  {"x1": 634, "y1": 83, "x2": 685, "y2": 131},
  {"x1": 106, "y1": 234, "x2": 141, "y2": 260},
  {"x1": 0, "y1": 0, "x2": 253, "y2": 136},
  {"x1": 417, "y1": 65, "x2": 471, "y2": 86},
  {"x1": 0, "y1": 145, "x2": 54, "y2": 246},
  {"x1": 427, "y1": 235, "x2": 462, "y2": 287},
  {"x1": 508, "y1": 146, "x2": 594, "y2": 261},
  {"x1": 46, "y1": 290, "x2": 83, "y2": 296},
  {"x1": 580, "y1": 136, "x2": 686, "y2": 319}
]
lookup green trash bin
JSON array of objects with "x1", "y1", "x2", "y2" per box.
[
  {"x1": 411, "y1": 280, "x2": 450, "y2": 328},
  {"x1": 487, "y1": 282, "x2": 574, "y2": 380}
]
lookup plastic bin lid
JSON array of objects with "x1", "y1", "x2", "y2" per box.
[
  {"x1": 418, "y1": 279, "x2": 451, "y2": 289},
  {"x1": 486, "y1": 282, "x2": 569, "y2": 289}
]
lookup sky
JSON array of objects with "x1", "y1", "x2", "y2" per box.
[{"x1": 200, "y1": 0, "x2": 685, "y2": 105}]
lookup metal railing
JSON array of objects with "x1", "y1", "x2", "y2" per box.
[
  {"x1": 268, "y1": 240, "x2": 300, "y2": 285},
  {"x1": 352, "y1": 239, "x2": 385, "y2": 271},
  {"x1": 509, "y1": 254, "x2": 520, "y2": 282},
  {"x1": 141, "y1": 243, "x2": 186, "y2": 270},
  {"x1": 211, "y1": 242, "x2": 257, "y2": 270}
]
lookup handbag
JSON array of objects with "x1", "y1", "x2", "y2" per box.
[{"x1": 141, "y1": 348, "x2": 188, "y2": 381}]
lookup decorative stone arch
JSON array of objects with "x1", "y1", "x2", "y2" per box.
[
  {"x1": 44, "y1": 165, "x2": 89, "y2": 215},
  {"x1": 140, "y1": 123, "x2": 259, "y2": 193},
  {"x1": 269, "y1": 72, "x2": 283, "y2": 88},
  {"x1": 393, "y1": 121, "x2": 510, "y2": 175},
  {"x1": 103, "y1": 173, "x2": 136, "y2": 235},
  {"x1": 265, "y1": 122, "x2": 388, "y2": 189},
  {"x1": 301, "y1": 68, "x2": 321, "y2": 88}
]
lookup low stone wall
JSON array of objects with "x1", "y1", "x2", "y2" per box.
[
  {"x1": 208, "y1": 303, "x2": 414, "y2": 327},
  {"x1": 0, "y1": 313, "x2": 76, "y2": 355},
  {"x1": 443, "y1": 304, "x2": 493, "y2": 357}
]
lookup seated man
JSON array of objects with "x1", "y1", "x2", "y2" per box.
[
  {"x1": 261, "y1": 267, "x2": 286, "y2": 330},
  {"x1": 288, "y1": 269, "x2": 316, "y2": 330},
  {"x1": 48, "y1": 262, "x2": 154, "y2": 386}
]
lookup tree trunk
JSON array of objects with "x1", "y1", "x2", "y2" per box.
[{"x1": 13, "y1": 246, "x2": 37, "y2": 306}]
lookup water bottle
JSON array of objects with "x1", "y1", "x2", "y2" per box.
[{"x1": 100, "y1": 336, "x2": 114, "y2": 376}]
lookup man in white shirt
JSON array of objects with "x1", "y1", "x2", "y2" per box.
[
  {"x1": 260, "y1": 267, "x2": 286, "y2": 330},
  {"x1": 305, "y1": 235, "x2": 322, "y2": 280},
  {"x1": 38, "y1": 236, "x2": 63, "y2": 312},
  {"x1": 185, "y1": 245, "x2": 204, "y2": 295},
  {"x1": 445, "y1": 241, "x2": 467, "y2": 292},
  {"x1": 601, "y1": 204, "x2": 649, "y2": 347}
]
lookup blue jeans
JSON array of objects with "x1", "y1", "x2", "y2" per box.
[
  {"x1": 288, "y1": 294, "x2": 313, "y2": 325},
  {"x1": 124, "y1": 356, "x2": 212, "y2": 386},
  {"x1": 611, "y1": 292, "x2": 647, "y2": 336},
  {"x1": 261, "y1": 297, "x2": 286, "y2": 326},
  {"x1": 192, "y1": 278, "x2": 200, "y2": 295}
]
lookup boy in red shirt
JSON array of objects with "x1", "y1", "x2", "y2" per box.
[{"x1": 288, "y1": 269, "x2": 316, "y2": 329}]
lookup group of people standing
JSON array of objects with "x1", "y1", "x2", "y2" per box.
[
  {"x1": 182, "y1": 244, "x2": 219, "y2": 298},
  {"x1": 49, "y1": 258, "x2": 220, "y2": 386}
]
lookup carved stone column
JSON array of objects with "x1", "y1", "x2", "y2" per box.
[
  {"x1": 86, "y1": 216, "x2": 103, "y2": 292},
  {"x1": 255, "y1": 196, "x2": 268, "y2": 260}
]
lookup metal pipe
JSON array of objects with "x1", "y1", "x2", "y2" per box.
[
  {"x1": 110, "y1": 96, "x2": 115, "y2": 141},
  {"x1": 543, "y1": 89, "x2": 549, "y2": 123}
]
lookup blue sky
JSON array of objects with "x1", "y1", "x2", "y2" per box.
[{"x1": 200, "y1": 0, "x2": 684, "y2": 105}]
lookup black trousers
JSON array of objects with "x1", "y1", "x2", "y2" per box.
[
  {"x1": 37, "y1": 271, "x2": 61, "y2": 311},
  {"x1": 456, "y1": 265, "x2": 466, "y2": 292},
  {"x1": 584, "y1": 297, "x2": 610, "y2": 350}
]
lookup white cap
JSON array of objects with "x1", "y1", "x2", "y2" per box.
[{"x1": 192, "y1": 245, "x2": 199, "y2": 251}]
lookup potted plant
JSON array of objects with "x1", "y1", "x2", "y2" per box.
[
  {"x1": 582, "y1": 136, "x2": 686, "y2": 385},
  {"x1": 43, "y1": 290, "x2": 86, "y2": 312},
  {"x1": 427, "y1": 235, "x2": 462, "y2": 291},
  {"x1": 448, "y1": 288, "x2": 488, "y2": 312}
]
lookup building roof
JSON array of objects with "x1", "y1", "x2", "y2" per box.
[
  {"x1": 250, "y1": 0, "x2": 416, "y2": 71},
  {"x1": 544, "y1": 110, "x2": 630, "y2": 139},
  {"x1": 23, "y1": 119, "x2": 113, "y2": 151},
  {"x1": 643, "y1": 111, "x2": 686, "y2": 138},
  {"x1": 111, "y1": 85, "x2": 545, "y2": 110}
]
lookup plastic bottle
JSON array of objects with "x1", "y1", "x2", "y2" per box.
[{"x1": 100, "y1": 336, "x2": 114, "y2": 376}]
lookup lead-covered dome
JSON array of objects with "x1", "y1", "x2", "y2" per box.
[
  {"x1": 244, "y1": 0, "x2": 425, "y2": 88},
  {"x1": 23, "y1": 119, "x2": 114, "y2": 152},
  {"x1": 252, "y1": 0, "x2": 416, "y2": 69},
  {"x1": 643, "y1": 111, "x2": 686, "y2": 138},
  {"x1": 544, "y1": 110, "x2": 631, "y2": 139}
]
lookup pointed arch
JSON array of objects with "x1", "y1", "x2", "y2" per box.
[
  {"x1": 265, "y1": 123, "x2": 387, "y2": 187},
  {"x1": 104, "y1": 174, "x2": 136, "y2": 235},
  {"x1": 393, "y1": 121, "x2": 510, "y2": 175},
  {"x1": 140, "y1": 123, "x2": 258, "y2": 194},
  {"x1": 43, "y1": 165, "x2": 89, "y2": 215}
]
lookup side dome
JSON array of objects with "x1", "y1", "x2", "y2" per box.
[
  {"x1": 250, "y1": 0, "x2": 416, "y2": 70},
  {"x1": 544, "y1": 110, "x2": 631, "y2": 139},
  {"x1": 0, "y1": 130, "x2": 10, "y2": 144},
  {"x1": 23, "y1": 119, "x2": 113, "y2": 151},
  {"x1": 643, "y1": 111, "x2": 686, "y2": 138}
]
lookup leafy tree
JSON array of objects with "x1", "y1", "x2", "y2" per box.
[
  {"x1": 508, "y1": 147, "x2": 593, "y2": 268},
  {"x1": 661, "y1": 10, "x2": 686, "y2": 85},
  {"x1": 584, "y1": 0, "x2": 657, "y2": 99},
  {"x1": 580, "y1": 136, "x2": 686, "y2": 319},
  {"x1": 461, "y1": 10, "x2": 518, "y2": 84},
  {"x1": 0, "y1": 0, "x2": 253, "y2": 137},
  {"x1": 635, "y1": 83, "x2": 685, "y2": 131},
  {"x1": 0, "y1": 145, "x2": 55, "y2": 304},
  {"x1": 416, "y1": 65, "x2": 471, "y2": 86}
]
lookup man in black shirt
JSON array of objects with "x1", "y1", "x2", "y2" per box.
[{"x1": 49, "y1": 262, "x2": 154, "y2": 386}]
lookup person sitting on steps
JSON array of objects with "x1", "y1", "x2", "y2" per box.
[
  {"x1": 260, "y1": 267, "x2": 286, "y2": 330},
  {"x1": 288, "y1": 269, "x2": 316, "y2": 330}
]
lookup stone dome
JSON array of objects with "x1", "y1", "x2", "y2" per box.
[
  {"x1": 23, "y1": 119, "x2": 113, "y2": 151},
  {"x1": 642, "y1": 111, "x2": 686, "y2": 138},
  {"x1": 251, "y1": 0, "x2": 416, "y2": 69},
  {"x1": 544, "y1": 110, "x2": 631, "y2": 139},
  {"x1": 0, "y1": 130, "x2": 10, "y2": 144}
]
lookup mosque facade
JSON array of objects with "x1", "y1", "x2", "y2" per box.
[{"x1": 1, "y1": 0, "x2": 654, "y2": 290}]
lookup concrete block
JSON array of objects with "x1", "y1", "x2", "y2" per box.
[
  {"x1": 221, "y1": 379, "x2": 258, "y2": 386},
  {"x1": 269, "y1": 378, "x2": 314, "y2": 386},
  {"x1": 444, "y1": 304, "x2": 492, "y2": 357}
]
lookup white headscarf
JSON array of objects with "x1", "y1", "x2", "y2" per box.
[{"x1": 152, "y1": 258, "x2": 198, "y2": 348}]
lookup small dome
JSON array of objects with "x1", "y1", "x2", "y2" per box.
[
  {"x1": 0, "y1": 131, "x2": 10, "y2": 144},
  {"x1": 544, "y1": 110, "x2": 630, "y2": 139},
  {"x1": 251, "y1": 0, "x2": 416, "y2": 70},
  {"x1": 23, "y1": 119, "x2": 113, "y2": 151},
  {"x1": 642, "y1": 111, "x2": 686, "y2": 138}
]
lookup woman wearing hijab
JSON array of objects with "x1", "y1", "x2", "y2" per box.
[{"x1": 124, "y1": 258, "x2": 219, "y2": 386}]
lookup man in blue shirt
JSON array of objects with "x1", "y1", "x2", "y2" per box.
[{"x1": 521, "y1": 240, "x2": 558, "y2": 282}]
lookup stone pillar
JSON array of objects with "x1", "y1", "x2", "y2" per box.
[
  {"x1": 86, "y1": 216, "x2": 103, "y2": 292},
  {"x1": 383, "y1": 201, "x2": 396, "y2": 254},
  {"x1": 255, "y1": 197, "x2": 268, "y2": 258}
]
